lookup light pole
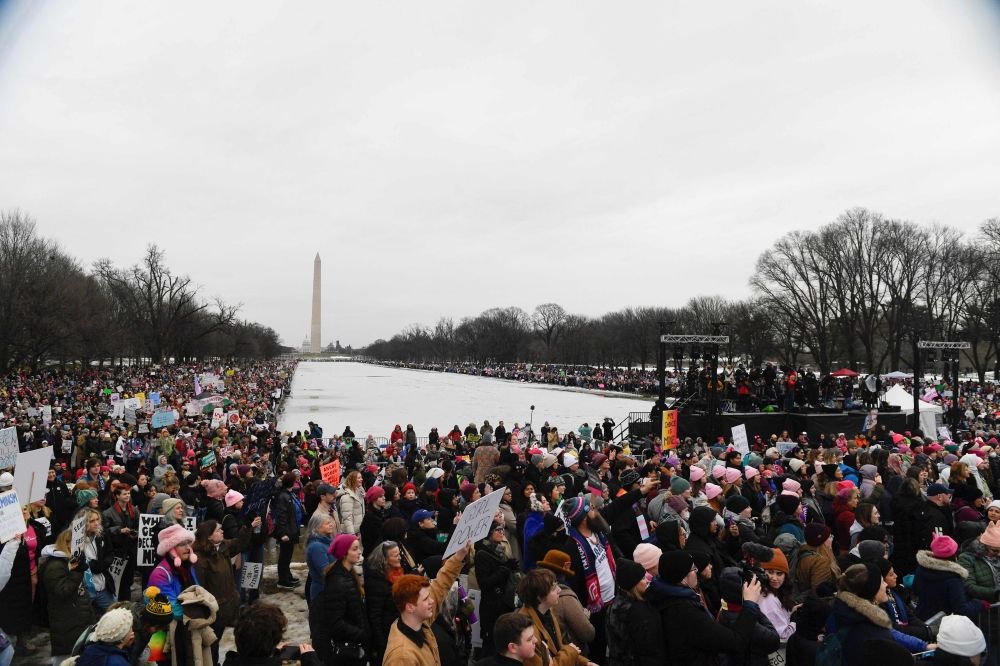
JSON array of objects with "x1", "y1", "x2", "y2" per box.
[{"x1": 529, "y1": 404, "x2": 535, "y2": 441}]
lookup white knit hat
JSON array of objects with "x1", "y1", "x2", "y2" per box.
[
  {"x1": 937, "y1": 614, "x2": 986, "y2": 657},
  {"x1": 788, "y1": 459, "x2": 806, "y2": 473},
  {"x1": 0, "y1": 472, "x2": 13, "y2": 489},
  {"x1": 94, "y1": 608, "x2": 134, "y2": 644}
]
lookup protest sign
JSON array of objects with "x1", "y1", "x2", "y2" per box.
[
  {"x1": 0, "y1": 491, "x2": 26, "y2": 542},
  {"x1": 109, "y1": 556, "x2": 128, "y2": 594},
  {"x1": 241, "y1": 478, "x2": 276, "y2": 519},
  {"x1": 27, "y1": 407, "x2": 39, "y2": 418},
  {"x1": 240, "y1": 562, "x2": 263, "y2": 589},
  {"x1": 14, "y1": 446, "x2": 54, "y2": 503},
  {"x1": 444, "y1": 486, "x2": 506, "y2": 558},
  {"x1": 135, "y1": 392, "x2": 146, "y2": 405},
  {"x1": 863, "y1": 409, "x2": 878, "y2": 432},
  {"x1": 320, "y1": 460, "x2": 341, "y2": 487},
  {"x1": 138, "y1": 424, "x2": 149, "y2": 434},
  {"x1": 227, "y1": 412, "x2": 240, "y2": 426},
  {"x1": 201, "y1": 451, "x2": 216, "y2": 468},
  {"x1": 661, "y1": 409, "x2": 678, "y2": 449},
  {"x1": 41, "y1": 405, "x2": 52, "y2": 425},
  {"x1": 731, "y1": 424, "x2": 749, "y2": 455},
  {"x1": 211, "y1": 408, "x2": 223, "y2": 429},
  {"x1": 124, "y1": 407, "x2": 137, "y2": 425},
  {"x1": 150, "y1": 392, "x2": 161, "y2": 406},
  {"x1": 0, "y1": 427, "x2": 19, "y2": 468},
  {"x1": 137, "y1": 514, "x2": 161, "y2": 566},
  {"x1": 939, "y1": 426, "x2": 953, "y2": 441},
  {"x1": 71, "y1": 513, "x2": 87, "y2": 556},
  {"x1": 152, "y1": 410, "x2": 176, "y2": 429}
]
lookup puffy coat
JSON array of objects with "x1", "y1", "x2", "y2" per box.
[
  {"x1": 40, "y1": 546, "x2": 96, "y2": 656},
  {"x1": 305, "y1": 534, "x2": 334, "y2": 602},
  {"x1": 606, "y1": 592, "x2": 662, "y2": 666},
  {"x1": 77, "y1": 641, "x2": 131, "y2": 666},
  {"x1": 795, "y1": 543, "x2": 839, "y2": 594},
  {"x1": 474, "y1": 541, "x2": 516, "y2": 632},
  {"x1": 337, "y1": 486, "x2": 365, "y2": 537},
  {"x1": 270, "y1": 487, "x2": 300, "y2": 544},
  {"x1": 958, "y1": 538, "x2": 1000, "y2": 602},
  {"x1": 913, "y1": 550, "x2": 984, "y2": 620},
  {"x1": 829, "y1": 590, "x2": 894, "y2": 665},
  {"x1": 363, "y1": 569, "x2": 398, "y2": 660},
  {"x1": 194, "y1": 527, "x2": 251, "y2": 627}
]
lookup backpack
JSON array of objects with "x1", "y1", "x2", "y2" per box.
[{"x1": 814, "y1": 628, "x2": 846, "y2": 666}]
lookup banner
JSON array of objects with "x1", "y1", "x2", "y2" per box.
[
  {"x1": 240, "y1": 562, "x2": 263, "y2": 589},
  {"x1": 0, "y1": 427, "x2": 19, "y2": 468},
  {"x1": 0, "y1": 491, "x2": 26, "y2": 542},
  {"x1": 661, "y1": 410, "x2": 678, "y2": 449},
  {"x1": 443, "y1": 486, "x2": 506, "y2": 558},
  {"x1": 731, "y1": 424, "x2": 749, "y2": 455}
]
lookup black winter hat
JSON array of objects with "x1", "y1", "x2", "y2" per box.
[
  {"x1": 615, "y1": 559, "x2": 646, "y2": 592},
  {"x1": 658, "y1": 551, "x2": 694, "y2": 585},
  {"x1": 725, "y1": 495, "x2": 751, "y2": 515},
  {"x1": 718, "y1": 567, "x2": 744, "y2": 603}
]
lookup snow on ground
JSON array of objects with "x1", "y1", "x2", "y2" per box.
[{"x1": 278, "y1": 361, "x2": 652, "y2": 437}]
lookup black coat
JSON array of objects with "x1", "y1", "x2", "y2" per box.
[
  {"x1": 606, "y1": 592, "x2": 662, "y2": 666},
  {"x1": 360, "y1": 507, "x2": 388, "y2": 556},
  {"x1": 407, "y1": 526, "x2": 445, "y2": 564},
  {"x1": 653, "y1": 583, "x2": 762, "y2": 666},
  {"x1": 0, "y1": 539, "x2": 33, "y2": 634},
  {"x1": 270, "y1": 488, "x2": 299, "y2": 543},
  {"x1": 364, "y1": 571, "x2": 398, "y2": 658},
  {"x1": 310, "y1": 563, "x2": 371, "y2": 664},
  {"x1": 474, "y1": 541, "x2": 515, "y2": 627},
  {"x1": 717, "y1": 606, "x2": 781, "y2": 666}
]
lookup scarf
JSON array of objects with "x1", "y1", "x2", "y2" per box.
[{"x1": 568, "y1": 528, "x2": 616, "y2": 611}]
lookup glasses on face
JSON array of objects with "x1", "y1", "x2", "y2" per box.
[{"x1": 493, "y1": 526, "x2": 505, "y2": 533}]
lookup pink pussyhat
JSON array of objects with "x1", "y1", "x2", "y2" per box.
[
  {"x1": 689, "y1": 466, "x2": 706, "y2": 482},
  {"x1": 705, "y1": 483, "x2": 723, "y2": 501},
  {"x1": 930, "y1": 533, "x2": 958, "y2": 559}
]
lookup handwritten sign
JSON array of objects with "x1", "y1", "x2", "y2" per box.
[
  {"x1": 109, "y1": 556, "x2": 128, "y2": 594},
  {"x1": 0, "y1": 427, "x2": 18, "y2": 468},
  {"x1": 240, "y1": 562, "x2": 263, "y2": 589},
  {"x1": 0, "y1": 491, "x2": 26, "y2": 542},
  {"x1": 443, "y1": 486, "x2": 506, "y2": 559},
  {"x1": 661, "y1": 409, "x2": 678, "y2": 449},
  {"x1": 71, "y1": 514, "x2": 87, "y2": 556},
  {"x1": 731, "y1": 424, "x2": 749, "y2": 455},
  {"x1": 138, "y1": 513, "x2": 196, "y2": 565},
  {"x1": 152, "y1": 410, "x2": 176, "y2": 429}
]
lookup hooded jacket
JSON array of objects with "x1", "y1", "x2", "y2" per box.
[
  {"x1": 913, "y1": 550, "x2": 984, "y2": 620},
  {"x1": 829, "y1": 591, "x2": 894, "y2": 665},
  {"x1": 40, "y1": 544, "x2": 96, "y2": 656}
]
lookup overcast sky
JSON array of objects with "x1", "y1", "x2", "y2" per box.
[{"x1": 1, "y1": 1, "x2": 999, "y2": 349}]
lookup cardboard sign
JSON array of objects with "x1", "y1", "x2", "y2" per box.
[
  {"x1": 14, "y1": 446, "x2": 54, "y2": 503},
  {"x1": 0, "y1": 427, "x2": 19, "y2": 468},
  {"x1": 0, "y1": 491, "x2": 26, "y2": 542},
  {"x1": 320, "y1": 460, "x2": 341, "y2": 487},
  {"x1": 443, "y1": 486, "x2": 506, "y2": 558},
  {"x1": 731, "y1": 424, "x2": 749, "y2": 455},
  {"x1": 240, "y1": 562, "x2": 263, "y2": 589}
]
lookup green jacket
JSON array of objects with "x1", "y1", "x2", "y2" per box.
[{"x1": 958, "y1": 540, "x2": 1000, "y2": 602}]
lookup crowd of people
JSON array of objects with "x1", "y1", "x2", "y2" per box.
[{"x1": 6, "y1": 360, "x2": 1000, "y2": 665}]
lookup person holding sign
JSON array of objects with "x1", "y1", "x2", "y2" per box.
[
  {"x1": 381, "y1": 539, "x2": 472, "y2": 665},
  {"x1": 40, "y1": 528, "x2": 97, "y2": 664},
  {"x1": 77, "y1": 507, "x2": 117, "y2": 613},
  {"x1": 147, "y1": 524, "x2": 199, "y2": 622}
]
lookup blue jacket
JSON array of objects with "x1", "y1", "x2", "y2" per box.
[
  {"x1": 306, "y1": 535, "x2": 334, "y2": 601},
  {"x1": 829, "y1": 591, "x2": 894, "y2": 665},
  {"x1": 913, "y1": 550, "x2": 983, "y2": 621},
  {"x1": 77, "y1": 642, "x2": 131, "y2": 666},
  {"x1": 521, "y1": 511, "x2": 544, "y2": 571},
  {"x1": 882, "y1": 588, "x2": 928, "y2": 652}
]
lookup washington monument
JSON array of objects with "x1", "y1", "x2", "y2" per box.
[{"x1": 311, "y1": 253, "x2": 322, "y2": 353}]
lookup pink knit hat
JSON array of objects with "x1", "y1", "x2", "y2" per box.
[
  {"x1": 711, "y1": 466, "x2": 727, "y2": 481},
  {"x1": 931, "y1": 533, "x2": 958, "y2": 559},
  {"x1": 224, "y1": 489, "x2": 245, "y2": 508},
  {"x1": 982, "y1": 522, "x2": 1000, "y2": 549},
  {"x1": 201, "y1": 479, "x2": 227, "y2": 501},
  {"x1": 782, "y1": 479, "x2": 801, "y2": 494},
  {"x1": 744, "y1": 467, "x2": 759, "y2": 480},
  {"x1": 632, "y1": 543, "x2": 662, "y2": 572},
  {"x1": 689, "y1": 466, "x2": 706, "y2": 482},
  {"x1": 724, "y1": 468, "x2": 742, "y2": 484},
  {"x1": 156, "y1": 524, "x2": 197, "y2": 566},
  {"x1": 705, "y1": 483, "x2": 723, "y2": 500},
  {"x1": 329, "y1": 534, "x2": 359, "y2": 560}
]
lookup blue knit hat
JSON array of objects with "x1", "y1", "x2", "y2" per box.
[{"x1": 562, "y1": 496, "x2": 588, "y2": 527}]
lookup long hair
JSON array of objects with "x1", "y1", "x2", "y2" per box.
[
  {"x1": 366, "y1": 540, "x2": 400, "y2": 579},
  {"x1": 76, "y1": 506, "x2": 103, "y2": 538},
  {"x1": 193, "y1": 520, "x2": 219, "y2": 555}
]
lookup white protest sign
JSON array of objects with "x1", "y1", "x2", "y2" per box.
[
  {"x1": 938, "y1": 426, "x2": 952, "y2": 441},
  {"x1": 240, "y1": 562, "x2": 263, "y2": 589},
  {"x1": 71, "y1": 514, "x2": 87, "y2": 556},
  {"x1": 137, "y1": 514, "x2": 161, "y2": 566},
  {"x1": 0, "y1": 491, "x2": 26, "y2": 542},
  {"x1": 211, "y1": 408, "x2": 224, "y2": 429},
  {"x1": 41, "y1": 406, "x2": 52, "y2": 425},
  {"x1": 109, "y1": 556, "x2": 128, "y2": 594},
  {"x1": 27, "y1": 407, "x2": 39, "y2": 418},
  {"x1": 731, "y1": 424, "x2": 749, "y2": 455},
  {"x1": 14, "y1": 446, "x2": 54, "y2": 504},
  {"x1": 124, "y1": 408, "x2": 138, "y2": 425},
  {"x1": 0, "y1": 427, "x2": 19, "y2": 468},
  {"x1": 443, "y1": 486, "x2": 506, "y2": 559}
]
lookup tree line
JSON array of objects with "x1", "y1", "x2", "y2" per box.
[
  {"x1": 362, "y1": 207, "x2": 1000, "y2": 379},
  {"x1": 0, "y1": 209, "x2": 286, "y2": 372}
]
